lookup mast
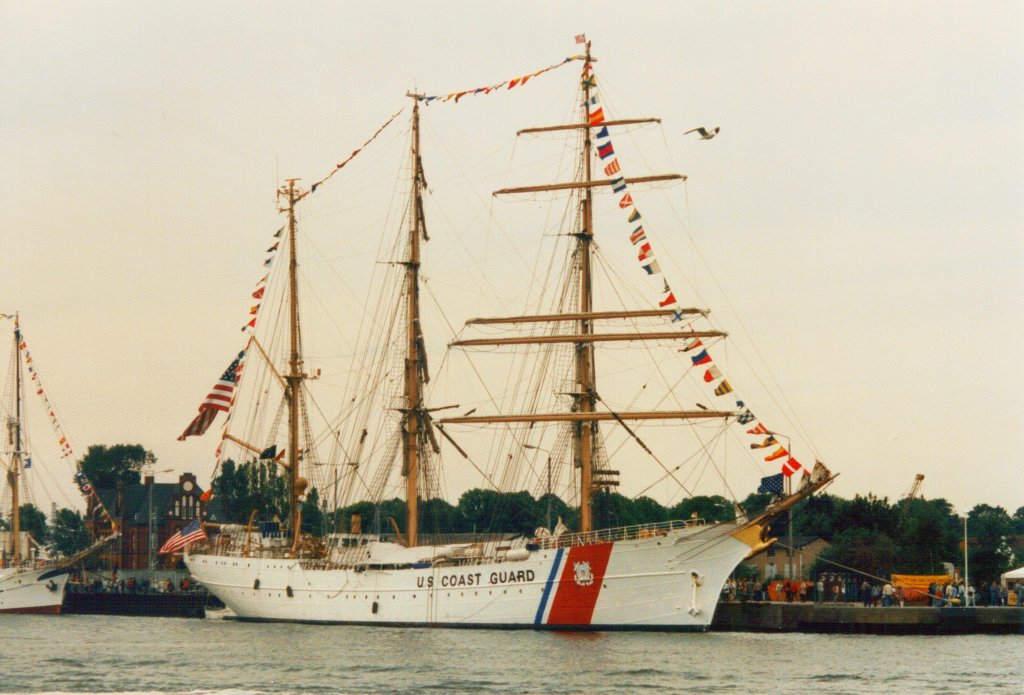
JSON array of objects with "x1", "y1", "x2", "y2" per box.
[
  {"x1": 280, "y1": 179, "x2": 305, "y2": 546},
  {"x1": 447, "y1": 41, "x2": 716, "y2": 534},
  {"x1": 403, "y1": 94, "x2": 428, "y2": 547},
  {"x1": 9, "y1": 317, "x2": 22, "y2": 564},
  {"x1": 577, "y1": 39, "x2": 597, "y2": 532}
]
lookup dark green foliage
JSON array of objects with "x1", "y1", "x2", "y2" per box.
[
  {"x1": 301, "y1": 488, "x2": 326, "y2": 535},
  {"x1": 18, "y1": 503, "x2": 48, "y2": 544},
  {"x1": 812, "y1": 528, "x2": 901, "y2": 580},
  {"x1": 895, "y1": 498, "x2": 960, "y2": 575},
  {"x1": 457, "y1": 488, "x2": 505, "y2": 533},
  {"x1": 793, "y1": 494, "x2": 840, "y2": 541},
  {"x1": 670, "y1": 495, "x2": 735, "y2": 524},
  {"x1": 80, "y1": 443, "x2": 154, "y2": 488},
  {"x1": 739, "y1": 492, "x2": 773, "y2": 518},
  {"x1": 211, "y1": 458, "x2": 288, "y2": 524},
  {"x1": 48, "y1": 508, "x2": 91, "y2": 558},
  {"x1": 1013, "y1": 506, "x2": 1024, "y2": 534}
]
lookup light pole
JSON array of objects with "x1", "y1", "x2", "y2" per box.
[
  {"x1": 770, "y1": 431, "x2": 796, "y2": 581},
  {"x1": 147, "y1": 468, "x2": 174, "y2": 576},
  {"x1": 524, "y1": 445, "x2": 553, "y2": 530}
]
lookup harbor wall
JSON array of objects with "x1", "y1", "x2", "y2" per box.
[{"x1": 711, "y1": 601, "x2": 1024, "y2": 634}]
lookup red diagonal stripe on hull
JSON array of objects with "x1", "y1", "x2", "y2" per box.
[{"x1": 545, "y1": 542, "x2": 613, "y2": 625}]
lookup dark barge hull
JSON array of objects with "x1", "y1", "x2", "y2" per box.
[{"x1": 62, "y1": 591, "x2": 206, "y2": 618}]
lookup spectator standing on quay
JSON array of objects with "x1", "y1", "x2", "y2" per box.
[
  {"x1": 988, "y1": 582, "x2": 999, "y2": 606},
  {"x1": 816, "y1": 576, "x2": 824, "y2": 603},
  {"x1": 882, "y1": 582, "x2": 894, "y2": 607},
  {"x1": 861, "y1": 580, "x2": 871, "y2": 607}
]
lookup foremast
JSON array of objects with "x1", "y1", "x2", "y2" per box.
[{"x1": 441, "y1": 41, "x2": 729, "y2": 533}]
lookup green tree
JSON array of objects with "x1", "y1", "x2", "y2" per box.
[
  {"x1": 794, "y1": 494, "x2": 841, "y2": 541},
  {"x1": 838, "y1": 494, "x2": 898, "y2": 537},
  {"x1": 739, "y1": 492, "x2": 773, "y2": 519},
  {"x1": 420, "y1": 497, "x2": 465, "y2": 535},
  {"x1": 670, "y1": 495, "x2": 735, "y2": 524},
  {"x1": 967, "y1": 504, "x2": 1014, "y2": 583},
  {"x1": 534, "y1": 493, "x2": 571, "y2": 531},
  {"x1": 813, "y1": 527, "x2": 901, "y2": 580},
  {"x1": 300, "y1": 488, "x2": 326, "y2": 535},
  {"x1": 48, "y1": 508, "x2": 91, "y2": 557},
  {"x1": 1013, "y1": 506, "x2": 1024, "y2": 535},
  {"x1": 18, "y1": 503, "x2": 48, "y2": 545},
  {"x1": 210, "y1": 458, "x2": 289, "y2": 524},
  {"x1": 458, "y1": 488, "x2": 504, "y2": 533},
  {"x1": 80, "y1": 443, "x2": 155, "y2": 488},
  {"x1": 897, "y1": 498, "x2": 960, "y2": 574}
]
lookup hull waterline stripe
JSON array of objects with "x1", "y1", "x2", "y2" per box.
[{"x1": 534, "y1": 548, "x2": 564, "y2": 625}]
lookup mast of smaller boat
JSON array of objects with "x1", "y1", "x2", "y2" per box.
[
  {"x1": 8, "y1": 316, "x2": 23, "y2": 564},
  {"x1": 280, "y1": 178, "x2": 306, "y2": 548},
  {"x1": 403, "y1": 94, "x2": 428, "y2": 548}
]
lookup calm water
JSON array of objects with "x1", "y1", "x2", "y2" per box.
[{"x1": 1, "y1": 614, "x2": 1021, "y2": 694}]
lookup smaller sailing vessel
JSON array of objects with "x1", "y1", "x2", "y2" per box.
[{"x1": 0, "y1": 315, "x2": 113, "y2": 614}]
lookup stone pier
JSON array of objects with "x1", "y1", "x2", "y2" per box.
[{"x1": 711, "y1": 601, "x2": 1024, "y2": 634}]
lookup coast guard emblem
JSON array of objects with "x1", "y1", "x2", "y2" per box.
[{"x1": 573, "y1": 561, "x2": 594, "y2": 587}]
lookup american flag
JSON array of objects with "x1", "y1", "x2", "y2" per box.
[
  {"x1": 159, "y1": 518, "x2": 207, "y2": 554},
  {"x1": 575, "y1": 34, "x2": 587, "y2": 44},
  {"x1": 177, "y1": 350, "x2": 245, "y2": 440},
  {"x1": 757, "y1": 473, "x2": 785, "y2": 495}
]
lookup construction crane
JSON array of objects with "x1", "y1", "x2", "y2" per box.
[{"x1": 906, "y1": 473, "x2": 925, "y2": 500}]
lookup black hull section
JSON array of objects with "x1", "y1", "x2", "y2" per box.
[{"x1": 62, "y1": 591, "x2": 206, "y2": 618}]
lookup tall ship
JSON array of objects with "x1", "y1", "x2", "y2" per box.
[
  {"x1": 0, "y1": 315, "x2": 112, "y2": 614},
  {"x1": 184, "y1": 41, "x2": 835, "y2": 630}
]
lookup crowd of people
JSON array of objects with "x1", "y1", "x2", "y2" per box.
[
  {"x1": 67, "y1": 572, "x2": 196, "y2": 594},
  {"x1": 721, "y1": 574, "x2": 1024, "y2": 607}
]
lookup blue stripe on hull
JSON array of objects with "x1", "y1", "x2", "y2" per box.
[{"x1": 534, "y1": 547, "x2": 564, "y2": 625}]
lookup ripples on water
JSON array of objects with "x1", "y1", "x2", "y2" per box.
[{"x1": 1, "y1": 615, "x2": 1020, "y2": 694}]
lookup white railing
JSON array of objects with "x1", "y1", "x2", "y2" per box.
[{"x1": 534, "y1": 518, "x2": 706, "y2": 550}]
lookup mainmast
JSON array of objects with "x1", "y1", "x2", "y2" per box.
[
  {"x1": 403, "y1": 94, "x2": 429, "y2": 547},
  {"x1": 9, "y1": 317, "x2": 22, "y2": 564},
  {"x1": 442, "y1": 40, "x2": 731, "y2": 534},
  {"x1": 280, "y1": 179, "x2": 306, "y2": 546}
]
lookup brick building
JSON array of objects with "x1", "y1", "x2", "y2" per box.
[{"x1": 87, "y1": 472, "x2": 206, "y2": 571}]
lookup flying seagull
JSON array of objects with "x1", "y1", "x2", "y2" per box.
[{"x1": 684, "y1": 126, "x2": 720, "y2": 140}]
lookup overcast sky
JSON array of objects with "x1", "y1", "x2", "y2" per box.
[{"x1": 3, "y1": 1, "x2": 1021, "y2": 516}]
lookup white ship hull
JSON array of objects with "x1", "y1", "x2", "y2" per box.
[
  {"x1": 187, "y1": 522, "x2": 753, "y2": 631},
  {"x1": 0, "y1": 565, "x2": 69, "y2": 614}
]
